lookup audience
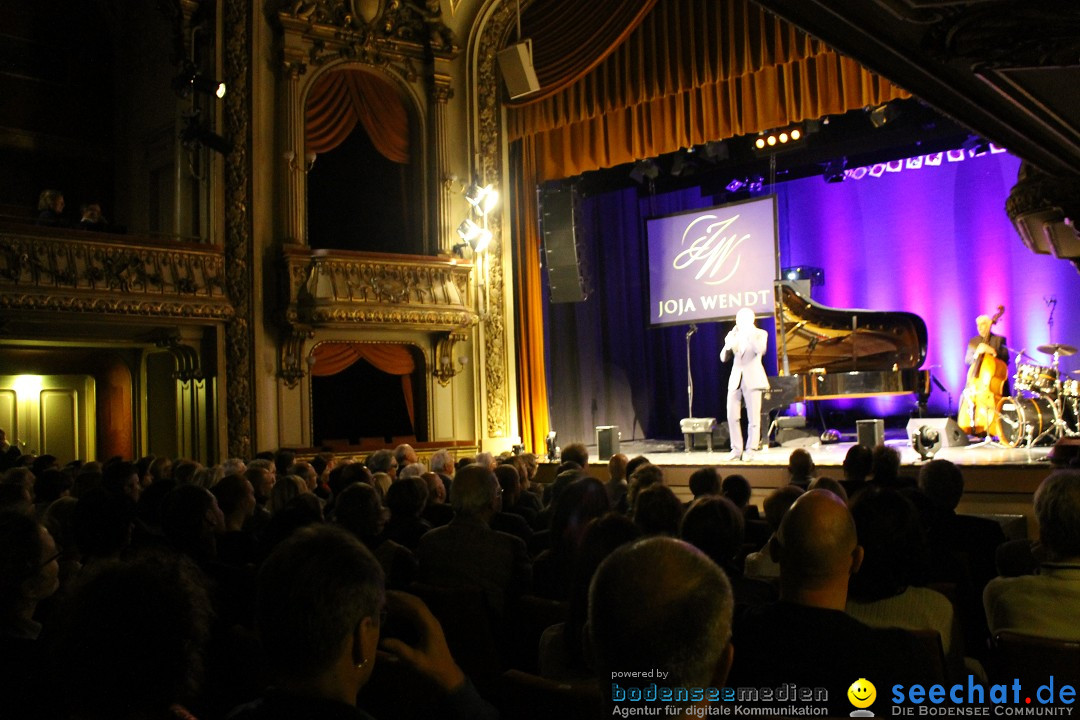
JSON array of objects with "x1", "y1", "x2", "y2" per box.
[
  {"x1": 605, "y1": 452, "x2": 629, "y2": 507},
  {"x1": 687, "y1": 465, "x2": 721, "y2": 500},
  {"x1": 984, "y1": 469, "x2": 1080, "y2": 640},
  {"x1": 420, "y1": 471, "x2": 455, "y2": 528},
  {"x1": 589, "y1": 537, "x2": 734, "y2": 714},
  {"x1": 728, "y1": 490, "x2": 938, "y2": 716},
  {"x1": 743, "y1": 484, "x2": 803, "y2": 579},
  {"x1": 382, "y1": 476, "x2": 432, "y2": 550},
  {"x1": 335, "y1": 482, "x2": 417, "y2": 590},
  {"x1": 632, "y1": 483, "x2": 683, "y2": 536},
  {"x1": 787, "y1": 448, "x2": 816, "y2": 487},
  {"x1": 415, "y1": 465, "x2": 531, "y2": 614}
]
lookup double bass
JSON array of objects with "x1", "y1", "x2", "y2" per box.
[{"x1": 958, "y1": 306, "x2": 1007, "y2": 436}]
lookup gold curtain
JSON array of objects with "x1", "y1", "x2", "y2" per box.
[
  {"x1": 510, "y1": 136, "x2": 550, "y2": 455},
  {"x1": 305, "y1": 70, "x2": 411, "y2": 163},
  {"x1": 506, "y1": 0, "x2": 910, "y2": 180},
  {"x1": 506, "y1": 0, "x2": 659, "y2": 105},
  {"x1": 310, "y1": 342, "x2": 416, "y2": 427}
]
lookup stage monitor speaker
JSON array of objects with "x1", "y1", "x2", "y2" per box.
[
  {"x1": 906, "y1": 418, "x2": 969, "y2": 449},
  {"x1": 541, "y1": 186, "x2": 586, "y2": 303},
  {"x1": 596, "y1": 425, "x2": 620, "y2": 460},
  {"x1": 856, "y1": 419, "x2": 884, "y2": 449},
  {"x1": 497, "y1": 41, "x2": 540, "y2": 99}
]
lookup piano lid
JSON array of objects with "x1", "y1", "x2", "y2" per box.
[{"x1": 774, "y1": 281, "x2": 928, "y2": 375}]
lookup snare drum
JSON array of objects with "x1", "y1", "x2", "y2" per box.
[
  {"x1": 996, "y1": 395, "x2": 1059, "y2": 447},
  {"x1": 1014, "y1": 363, "x2": 1058, "y2": 395}
]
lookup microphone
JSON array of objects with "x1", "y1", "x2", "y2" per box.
[{"x1": 687, "y1": 323, "x2": 698, "y2": 339}]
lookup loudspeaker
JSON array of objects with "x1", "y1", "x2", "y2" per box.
[
  {"x1": 906, "y1": 418, "x2": 969, "y2": 449},
  {"x1": 497, "y1": 41, "x2": 540, "y2": 99},
  {"x1": 596, "y1": 426, "x2": 620, "y2": 460},
  {"x1": 856, "y1": 419, "x2": 884, "y2": 448},
  {"x1": 541, "y1": 186, "x2": 586, "y2": 303}
]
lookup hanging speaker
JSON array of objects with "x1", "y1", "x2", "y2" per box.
[{"x1": 497, "y1": 40, "x2": 540, "y2": 99}]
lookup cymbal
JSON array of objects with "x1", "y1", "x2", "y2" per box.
[{"x1": 1037, "y1": 343, "x2": 1078, "y2": 356}]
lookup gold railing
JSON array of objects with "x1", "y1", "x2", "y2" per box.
[
  {"x1": 282, "y1": 246, "x2": 477, "y2": 331},
  {"x1": 0, "y1": 224, "x2": 232, "y2": 320}
]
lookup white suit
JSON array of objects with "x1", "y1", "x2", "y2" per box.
[{"x1": 720, "y1": 323, "x2": 769, "y2": 454}]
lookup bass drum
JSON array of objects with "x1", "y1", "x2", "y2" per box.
[{"x1": 996, "y1": 396, "x2": 1059, "y2": 447}]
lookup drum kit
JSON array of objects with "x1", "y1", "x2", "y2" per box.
[{"x1": 997, "y1": 343, "x2": 1080, "y2": 447}]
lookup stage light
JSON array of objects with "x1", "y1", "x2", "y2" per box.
[
  {"x1": 629, "y1": 159, "x2": 660, "y2": 185},
  {"x1": 470, "y1": 228, "x2": 492, "y2": 253},
  {"x1": 847, "y1": 167, "x2": 867, "y2": 180},
  {"x1": 779, "y1": 132, "x2": 789, "y2": 143},
  {"x1": 946, "y1": 149, "x2": 966, "y2": 162},
  {"x1": 172, "y1": 62, "x2": 226, "y2": 99},
  {"x1": 457, "y1": 218, "x2": 482, "y2": 242},
  {"x1": 704, "y1": 140, "x2": 728, "y2": 161},
  {"x1": 868, "y1": 163, "x2": 886, "y2": 178},
  {"x1": 912, "y1": 425, "x2": 942, "y2": 459},
  {"x1": 924, "y1": 152, "x2": 943, "y2": 166},
  {"x1": 725, "y1": 178, "x2": 745, "y2": 192},
  {"x1": 905, "y1": 156, "x2": 924, "y2": 170},
  {"x1": 755, "y1": 138, "x2": 766, "y2": 149},
  {"x1": 780, "y1": 266, "x2": 825, "y2": 287},
  {"x1": 990, "y1": 143, "x2": 1008, "y2": 154},
  {"x1": 465, "y1": 183, "x2": 499, "y2": 215},
  {"x1": 748, "y1": 177, "x2": 764, "y2": 193},
  {"x1": 180, "y1": 113, "x2": 232, "y2": 155},
  {"x1": 767, "y1": 136, "x2": 777, "y2": 146},
  {"x1": 963, "y1": 135, "x2": 991, "y2": 157},
  {"x1": 822, "y1": 157, "x2": 847, "y2": 184},
  {"x1": 886, "y1": 160, "x2": 903, "y2": 173},
  {"x1": 790, "y1": 129, "x2": 801, "y2": 140}
]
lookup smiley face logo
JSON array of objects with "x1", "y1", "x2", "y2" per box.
[{"x1": 847, "y1": 678, "x2": 876, "y2": 709}]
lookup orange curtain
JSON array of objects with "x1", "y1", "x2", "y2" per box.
[
  {"x1": 306, "y1": 70, "x2": 410, "y2": 163},
  {"x1": 506, "y1": 0, "x2": 910, "y2": 180},
  {"x1": 506, "y1": 0, "x2": 659, "y2": 106},
  {"x1": 310, "y1": 342, "x2": 417, "y2": 427},
  {"x1": 510, "y1": 136, "x2": 550, "y2": 455}
]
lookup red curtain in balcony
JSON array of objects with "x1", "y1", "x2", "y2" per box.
[
  {"x1": 305, "y1": 69, "x2": 410, "y2": 163},
  {"x1": 310, "y1": 342, "x2": 416, "y2": 427}
]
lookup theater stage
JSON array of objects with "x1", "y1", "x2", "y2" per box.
[{"x1": 534, "y1": 436, "x2": 1054, "y2": 538}]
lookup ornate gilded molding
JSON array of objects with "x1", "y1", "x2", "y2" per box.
[
  {"x1": 154, "y1": 332, "x2": 204, "y2": 382},
  {"x1": 432, "y1": 330, "x2": 469, "y2": 385},
  {"x1": 0, "y1": 230, "x2": 232, "y2": 320},
  {"x1": 280, "y1": 325, "x2": 316, "y2": 388},
  {"x1": 923, "y1": 4, "x2": 1080, "y2": 69},
  {"x1": 224, "y1": 0, "x2": 255, "y2": 460},
  {"x1": 278, "y1": 0, "x2": 456, "y2": 55},
  {"x1": 474, "y1": 0, "x2": 516, "y2": 437},
  {"x1": 282, "y1": 247, "x2": 478, "y2": 330}
]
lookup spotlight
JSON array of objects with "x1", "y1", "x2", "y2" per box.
[
  {"x1": 779, "y1": 132, "x2": 789, "y2": 143},
  {"x1": 912, "y1": 425, "x2": 942, "y2": 460},
  {"x1": 456, "y1": 219, "x2": 483, "y2": 242},
  {"x1": 905, "y1": 156, "x2": 924, "y2": 170},
  {"x1": 868, "y1": 163, "x2": 886, "y2": 178},
  {"x1": 766, "y1": 136, "x2": 777, "y2": 146},
  {"x1": 725, "y1": 178, "x2": 746, "y2": 192},
  {"x1": 790, "y1": 129, "x2": 801, "y2": 140},
  {"x1": 747, "y1": 177, "x2": 764, "y2": 193},
  {"x1": 180, "y1": 113, "x2": 232, "y2": 155},
  {"x1": 886, "y1": 160, "x2": 903, "y2": 173},
  {"x1": 822, "y1": 157, "x2": 847, "y2": 184},
  {"x1": 172, "y1": 62, "x2": 226, "y2": 99},
  {"x1": 755, "y1": 138, "x2": 766, "y2": 149},
  {"x1": 924, "y1": 152, "x2": 943, "y2": 166},
  {"x1": 465, "y1": 183, "x2": 499, "y2": 215},
  {"x1": 868, "y1": 102, "x2": 898, "y2": 128},
  {"x1": 963, "y1": 136, "x2": 991, "y2": 157},
  {"x1": 847, "y1": 167, "x2": 867, "y2": 180},
  {"x1": 946, "y1": 149, "x2": 966, "y2": 162},
  {"x1": 629, "y1": 159, "x2": 660, "y2": 185}
]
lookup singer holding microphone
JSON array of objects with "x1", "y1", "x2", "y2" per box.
[{"x1": 721, "y1": 307, "x2": 769, "y2": 461}]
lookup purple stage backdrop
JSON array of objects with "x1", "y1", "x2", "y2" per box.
[
  {"x1": 646, "y1": 196, "x2": 778, "y2": 326},
  {"x1": 543, "y1": 150, "x2": 1080, "y2": 443}
]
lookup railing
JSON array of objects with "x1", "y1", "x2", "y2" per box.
[
  {"x1": 282, "y1": 246, "x2": 477, "y2": 331},
  {"x1": 0, "y1": 224, "x2": 232, "y2": 320}
]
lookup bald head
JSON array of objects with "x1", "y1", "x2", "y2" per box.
[
  {"x1": 774, "y1": 489, "x2": 861, "y2": 597},
  {"x1": 589, "y1": 537, "x2": 733, "y2": 691}
]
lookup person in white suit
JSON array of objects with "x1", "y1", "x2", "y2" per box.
[{"x1": 720, "y1": 308, "x2": 769, "y2": 461}]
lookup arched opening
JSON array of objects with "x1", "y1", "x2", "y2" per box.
[
  {"x1": 305, "y1": 69, "x2": 421, "y2": 253},
  {"x1": 309, "y1": 342, "x2": 428, "y2": 445}
]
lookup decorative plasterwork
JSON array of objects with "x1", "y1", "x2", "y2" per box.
[
  {"x1": 0, "y1": 230, "x2": 232, "y2": 320},
  {"x1": 224, "y1": 0, "x2": 255, "y2": 460},
  {"x1": 282, "y1": 247, "x2": 478, "y2": 330},
  {"x1": 474, "y1": 0, "x2": 516, "y2": 438},
  {"x1": 278, "y1": 0, "x2": 456, "y2": 60}
]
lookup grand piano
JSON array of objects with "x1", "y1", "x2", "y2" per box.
[{"x1": 770, "y1": 281, "x2": 932, "y2": 408}]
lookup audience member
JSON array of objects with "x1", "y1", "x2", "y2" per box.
[
  {"x1": 213, "y1": 473, "x2": 258, "y2": 566},
  {"x1": 269, "y1": 474, "x2": 308, "y2": 516},
  {"x1": 560, "y1": 443, "x2": 589, "y2": 470},
  {"x1": 36, "y1": 189, "x2": 66, "y2": 226},
  {"x1": 0, "y1": 512, "x2": 60, "y2": 717},
  {"x1": 538, "y1": 513, "x2": 640, "y2": 680},
  {"x1": 846, "y1": 487, "x2": 963, "y2": 678},
  {"x1": 842, "y1": 443, "x2": 874, "y2": 495},
  {"x1": 984, "y1": 470, "x2": 1080, "y2": 640},
  {"x1": 382, "y1": 476, "x2": 431, "y2": 550},
  {"x1": 687, "y1": 466, "x2": 721, "y2": 500},
  {"x1": 51, "y1": 550, "x2": 212, "y2": 719},
  {"x1": 74, "y1": 487, "x2": 134, "y2": 563},
  {"x1": 415, "y1": 465, "x2": 531, "y2": 614},
  {"x1": 335, "y1": 482, "x2": 417, "y2": 589},
  {"x1": 605, "y1": 452, "x2": 629, "y2": 507},
  {"x1": 367, "y1": 449, "x2": 397, "y2": 476},
  {"x1": 625, "y1": 462, "x2": 664, "y2": 514},
  {"x1": 743, "y1": 484, "x2": 804, "y2": 579},
  {"x1": 494, "y1": 463, "x2": 536, "y2": 527},
  {"x1": 589, "y1": 537, "x2": 734, "y2": 713},
  {"x1": 78, "y1": 202, "x2": 109, "y2": 231},
  {"x1": 232, "y1": 524, "x2": 494, "y2": 719},
  {"x1": 394, "y1": 443, "x2": 419, "y2": 474},
  {"x1": 870, "y1": 444, "x2": 907, "y2": 488},
  {"x1": 681, "y1": 495, "x2": 776, "y2": 606},
  {"x1": 727, "y1": 490, "x2": 938, "y2": 716},
  {"x1": 787, "y1": 448, "x2": 816, "y2": 488},
  {"x1": 420, "y1": 471, "x2": 454, "y2": 528},
  {"x1": 808, "y1": 475, "x2": 848, "y2": 503},
  {"x1": 632, "y1": 483, "x2": 683, "y2": 536},
  {"x1": 533, "y1": 476, "x2": 609, "y2": 599}
]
